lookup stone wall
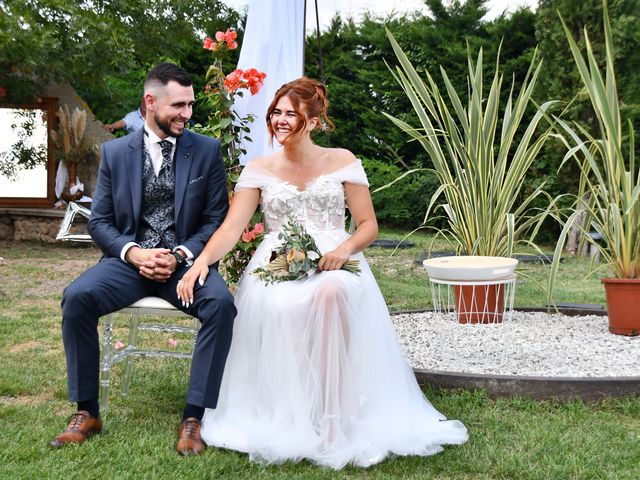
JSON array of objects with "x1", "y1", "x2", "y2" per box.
[{"x1": 0, "y1": 208, "x2": 88, "y2": 243}]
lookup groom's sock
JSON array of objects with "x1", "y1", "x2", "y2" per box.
[
  {"x1": 78, "y1": 399, "x2": 100, "y2": 419},
  {"x1": 182, "y1": 404, "x2": 204, "y2": 422}
]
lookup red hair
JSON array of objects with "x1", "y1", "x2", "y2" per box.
[{"x1": 266, "y1": 77, "x2": 335, "y2": 144}]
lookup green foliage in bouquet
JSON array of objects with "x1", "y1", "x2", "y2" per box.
[{"x1": 253, "y1": 220, "x2": 360, "y2": 285}]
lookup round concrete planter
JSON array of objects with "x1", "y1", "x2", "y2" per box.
[
  {"x1": 423, "y1": 256, "x2": 518, "y2": 323},
  {"x1": 422, "y1": 255, "x2": 518, "y2": 281}
]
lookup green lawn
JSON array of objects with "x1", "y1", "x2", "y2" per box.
[
  {"x1": 370, "y1": 226, "x2": 607, "y2": 311},
  {"x1": 0, "y1": 238, "x2": 637, "y2": 480}
]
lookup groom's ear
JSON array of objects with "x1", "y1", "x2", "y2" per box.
[{"x1": 144, "y1": 92, "x2": 155, "y2": 114}]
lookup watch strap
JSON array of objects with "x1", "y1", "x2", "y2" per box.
[{"x1": 171, "y1": 251, "x2": 186, "y2": 267}]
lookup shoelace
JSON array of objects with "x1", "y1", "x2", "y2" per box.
[
  {"x1": 183, "y1": 419, "x2": 200, "y2": 438},
  {"x1": 68, "y1": 412, "x2": 89, "y2": 431}
]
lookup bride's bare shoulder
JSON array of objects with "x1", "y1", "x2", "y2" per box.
[
  {"x1": 322, "y1": 147, "x2": 358, "y2": 170},
  {"x1": 246, "y1": 153, "x2": 281, "y2": 172}
]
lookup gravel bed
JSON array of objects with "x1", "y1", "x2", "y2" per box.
[{"x1": 391, "y1": 311, "x2": 640, "y2": 378}]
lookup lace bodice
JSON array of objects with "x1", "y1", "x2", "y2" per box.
[{"x1": 235, "y1": 160, "x2": 369, "y2": 234}]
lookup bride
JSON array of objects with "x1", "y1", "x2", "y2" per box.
[{"x1": 177, "y1": 77, "x2": 467, "y2": 468}]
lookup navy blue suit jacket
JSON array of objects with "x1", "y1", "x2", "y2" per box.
[{"x1": 88, "y1": 128, "x2": 228, "y2": 259}]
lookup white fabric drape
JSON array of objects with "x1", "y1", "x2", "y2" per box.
[{"x1": 234, "y1": 0, "x2": 305, "y2": 165}]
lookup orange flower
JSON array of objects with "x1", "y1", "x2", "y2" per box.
[
  {"x1": 224, "y1": 69, "x2": 243, "y2": 93},
  {"x1": 253, "y1": 223, "x2": 265, "y2": 235},
  {"x1": 223, "y1": 68, "x2": 267, "y2": 95},
  {"x1": 207, "y1": 29, "x2": 238, "y2": 51},
  {"x1": 224, "y1": 29, "x2": 238, "y2": 49},
  {"x1": 203, "y1": 37, "x2": 217, "y2": 51},
  {"x1": 243, "y1": 68, "x2": 267, "y2": 95},
  {"x1": 242, "y1": 228, "x2": 255, "y2": 243}
]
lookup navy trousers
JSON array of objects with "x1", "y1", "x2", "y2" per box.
[{"x1": 61, "y1": 257, "x2": 236, "y2": 408}]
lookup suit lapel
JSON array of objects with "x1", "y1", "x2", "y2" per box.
[
  {"x1": 127, "y1": 130, "x2": 145, "y2": 227},
  {"x1": 174, "y1": 130, "x2": 194, "y2": 223}
]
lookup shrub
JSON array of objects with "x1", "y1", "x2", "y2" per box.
[{"x1": 362, "y1": 157, "x2": 440, "y2": 227}]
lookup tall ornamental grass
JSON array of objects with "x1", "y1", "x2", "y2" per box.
[
  {"x1": 550, "y1": 0, "x2": 640, "y2": 285},
  {"x1": 384, "y1": 29, "x2": 560, "y2": 259}
]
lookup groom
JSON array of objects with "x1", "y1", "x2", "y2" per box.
[{"x1": 50, "y1": 62, "x2": 236, "y2": 455}]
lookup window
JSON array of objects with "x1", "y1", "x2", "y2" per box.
[{"x1": 0, "y1": 98, "x2": 57, "y2": 207}]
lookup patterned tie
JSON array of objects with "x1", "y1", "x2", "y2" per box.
[{"x1": 158, "y1": 140, "x2": 173, "y2": 172}]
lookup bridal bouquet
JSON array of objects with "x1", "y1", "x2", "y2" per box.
[{"x1": 252, "y1": 220, "x2": 360, "y2": 285}]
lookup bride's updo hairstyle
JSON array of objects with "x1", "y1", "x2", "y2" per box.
[{"x1": 266, "y1": 77, "x2": 335, "y2": 144}]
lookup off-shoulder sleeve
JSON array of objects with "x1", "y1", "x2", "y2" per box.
[
  {"x1": 339, "y1": 159, "x2": 369, "y2": 187},
  {"x1": 234, "y1": 164, "x2": 270, "y2": 192}
]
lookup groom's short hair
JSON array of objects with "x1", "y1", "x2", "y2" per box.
[{"x1": 144, "y1": 62, "x2": 192, "y2": 93}]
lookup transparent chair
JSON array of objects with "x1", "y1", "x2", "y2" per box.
[{"x1": 99, "y1": 296, "x2": 199, "y2": 415}]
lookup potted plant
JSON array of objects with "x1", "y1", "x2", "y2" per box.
[
  {"x1": 51, "y1": 105, "x2": 94, "y2": 201},
  {"x1": 197, "y1": 29, "x2": 267, "y2": 288},
  {"x1": 384, "y1": 29, "x2": 560, "y2": 323},
  {"x1": 550, "y1": 0, "x2": 640, "y2": 335}
]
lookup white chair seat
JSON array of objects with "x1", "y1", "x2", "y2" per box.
[{"x1": 127, "y1": 296, "x2": 176, "y2": 309}]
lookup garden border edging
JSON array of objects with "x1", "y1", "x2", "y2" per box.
[{"x1": 394, "y1": 307, "x2": 640, "y2": 400}]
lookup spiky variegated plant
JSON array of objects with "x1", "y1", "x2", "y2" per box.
[
  {"x1": 384, "y1": 29, "x2": 559, "y2": 259},
  {"x1": 550, "y1": 0, "x2": 639, "y2": 286}
]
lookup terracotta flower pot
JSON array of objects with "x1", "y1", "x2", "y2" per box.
[
  {"x1": 602, "y1": 278, "x2": 640, "y2": 336},
  {"x1": 454, "y1": 283, "x2": 506, "y2": 324}
]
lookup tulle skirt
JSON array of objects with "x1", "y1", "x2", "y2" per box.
[{"x1": 201, "y1": 231, "x2": 468, "y2": 469}]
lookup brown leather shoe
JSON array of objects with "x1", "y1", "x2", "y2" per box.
[
  {"x1": 176, "y1": 417, "x2": 205, "y2": 456},
  {"x1": 49, "y1": 410, "x2": 103, "y2": 448}
]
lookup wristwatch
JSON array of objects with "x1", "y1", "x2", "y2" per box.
[{"x1": 171, "y1": 251, "x2": 187, "y2": 268}]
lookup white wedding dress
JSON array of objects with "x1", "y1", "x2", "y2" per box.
[{"x1": 201, "y1": 160, "x2": 468, "y2": 469}]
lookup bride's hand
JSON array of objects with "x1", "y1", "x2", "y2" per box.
[
  {"x1": 177, "y1": 259, "x2": 210, "y2": 307},
  {"x1": 318, "y1": 245, "x2": 351, "y2": 271}
]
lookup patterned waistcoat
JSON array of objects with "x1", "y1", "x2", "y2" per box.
[{"x1": 136, "y1": 143, "x2": 178, "y2": 249}]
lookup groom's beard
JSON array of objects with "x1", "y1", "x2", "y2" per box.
[{"x1": 154, "y1": 113, "x2": 185, "y2": 138}]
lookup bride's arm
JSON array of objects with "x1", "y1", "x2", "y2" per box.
[
  {"x1": 196, "y1": 188, "x2": 261, "y2": 266},
  {"x1": 177, "y1": 188, "x2": 260, "y2": 305},
  {"x1": 317, "y1": 183, "x2": 378, "y2": 271}
]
